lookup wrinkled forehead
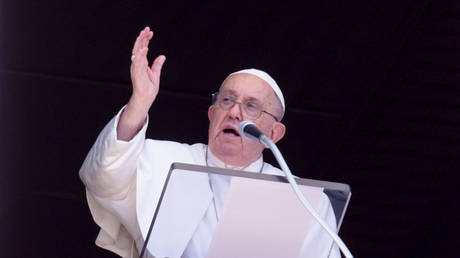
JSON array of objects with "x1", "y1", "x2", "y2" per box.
[
  {"x1": 219, "y1": 68, "x2": 285, "y2": 111},
  {"x1": 219, "y1": 73, "x2": 275, "y2": 102}
]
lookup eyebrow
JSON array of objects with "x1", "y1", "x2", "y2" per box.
[
  {"x1": 220, "y1": 90, "x2": 263, "y2": 103},
  {"x1": 220, "y1": 89, "x2": 237, "y2": 96}
]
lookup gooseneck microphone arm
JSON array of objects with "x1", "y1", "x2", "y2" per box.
[{"x1": 238, "y1": 121, "x2": 353, "y2": 258}]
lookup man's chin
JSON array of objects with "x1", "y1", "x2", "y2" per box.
[{"x1": 213, "y1": 142, "x2": 241, "y2": 157}]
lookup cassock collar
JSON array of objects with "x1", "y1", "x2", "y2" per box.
[{"x1": 206, "y1": 146, "x2": 264, "y2": 173}]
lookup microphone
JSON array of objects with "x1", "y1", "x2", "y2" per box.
[
  {"x1": 238, "y1": 121, "x2": 270, "y2": 144},
  {"x1": 238, "y1": 122, "x2": 354, "y2": 258}
]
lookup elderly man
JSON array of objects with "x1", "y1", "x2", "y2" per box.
[{"x1": 80, "y1": 27, "x2": 339, "y2": 257}]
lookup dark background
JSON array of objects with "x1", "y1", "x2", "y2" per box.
[{"x1": 1, "y1": 0, "x2": 459, "y2": 257}]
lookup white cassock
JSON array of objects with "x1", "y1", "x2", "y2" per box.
[{"x1": 79, "y1": 107, "x2": 341, "y2": 258}]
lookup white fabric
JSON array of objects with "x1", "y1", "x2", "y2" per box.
[
  {"x1": 225, "y1": 68, "x2": 285, "y2": 111},
  {"x1": 79, "y1": 107, "x2": 340, "y2": 257},
  {"x1": 182, "y1": 148, "x2": 264, "y2": 257}
]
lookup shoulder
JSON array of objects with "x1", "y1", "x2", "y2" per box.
[
  {"x1": 142, "y1": 139, "x2": 206, "y2": 159},
  {"x1": 143, "y1": 139, "x2": 197, "y2": 151},
  {"x1": 145, "y1": 138, "x2": 189, "y2": 148}
]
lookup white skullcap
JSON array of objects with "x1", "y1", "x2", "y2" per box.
[{"x1": 224, "y1": 68, "x2": 285, "y2": 111}]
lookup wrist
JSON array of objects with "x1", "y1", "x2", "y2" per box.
[
  {"x1": 123, "y1": 98, "x2": 149, "y2": 126},
  {"x1": 128, "y1": 92, "x2": 153, "y2": 112},
  {"x1": 131, "y1": 88, "x2": 157, "y2": 106}
]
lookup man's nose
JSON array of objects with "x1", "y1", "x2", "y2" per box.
[{"x1": 228, "y1": 102, "x2": 243, "y2": 121}]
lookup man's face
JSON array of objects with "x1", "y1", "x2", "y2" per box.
[{"x1": 208, "y1": 73, "x2": 285, "y2": 166}]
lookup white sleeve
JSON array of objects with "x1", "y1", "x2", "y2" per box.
[
  {"x1": 78, "y1": 106, "x2": 149, "y2": 257},
  {"x1": 299, "y1": 192, "x2": 341, "y2": 258},
  {"x1": 79, "y1": 106, "x2": 148, "y2": 200}
]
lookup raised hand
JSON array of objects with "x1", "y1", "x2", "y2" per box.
[
  {"x1": 130, "y1": 27, "x2": 166, "y2": 107},
  {"x1": 118, "y1": 27, "x2": 166, "y2": 141}
]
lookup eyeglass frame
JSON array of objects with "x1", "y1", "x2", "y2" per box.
[{"x1": 211, "y1": 92, "x2": 280, "y2": 122}]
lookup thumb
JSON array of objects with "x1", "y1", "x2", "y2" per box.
[
  {"x1": 151, "y1": 55, "x2": 166, "y2": 73},
  {"x1": 150, "y1": 55, "x2": 166, "y2": 85}
]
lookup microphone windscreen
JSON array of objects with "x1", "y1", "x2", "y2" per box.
[{"x1": 239, "y1": 121, "x2": 263, "y2": 141}]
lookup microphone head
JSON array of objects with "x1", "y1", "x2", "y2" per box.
[
  {"x1": 239, "y1": 120, "x2": 263, "y2": 142},
  {"x1": 238, "y1": 120, "x2": 255, "y2": 136}
]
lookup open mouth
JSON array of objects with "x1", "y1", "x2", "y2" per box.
[{"x1": 222, "y1": 128, "x2": 240, "y2": 137}]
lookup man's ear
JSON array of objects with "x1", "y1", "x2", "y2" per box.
[
  {"x1": 269, "y1": 122, "x2": 286, "y2": 144},
  {"x1": 208, "y1": 105, "x2": 215, "y2": 121}
]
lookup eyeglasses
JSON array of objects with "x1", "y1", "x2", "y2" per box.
[{"x1": 211, "y1": 92, "x2": 279, "y2": 122}]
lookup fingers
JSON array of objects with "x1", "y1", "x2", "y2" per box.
[
  {"x1": 131, "y1": 47, "x2": 149, "y2": 73},
  {"x1": 129, "y1": 27, "x2": 165, "y2": 94},
  {"x1": 132, "y1": 30, "x2": 143, "y2": 55},
  {"x1": 143, "y1": 29, "x2": 153, "y2": 49},
  {"x1": 139, "y1": 29, "x2": 153, "y2": 51},
  {"x1": 130, "y1": 47, "x2": 147, "y2": 82},
  {"x1": 132, "y1": 27, "x2": 153, "y2": 55}
]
